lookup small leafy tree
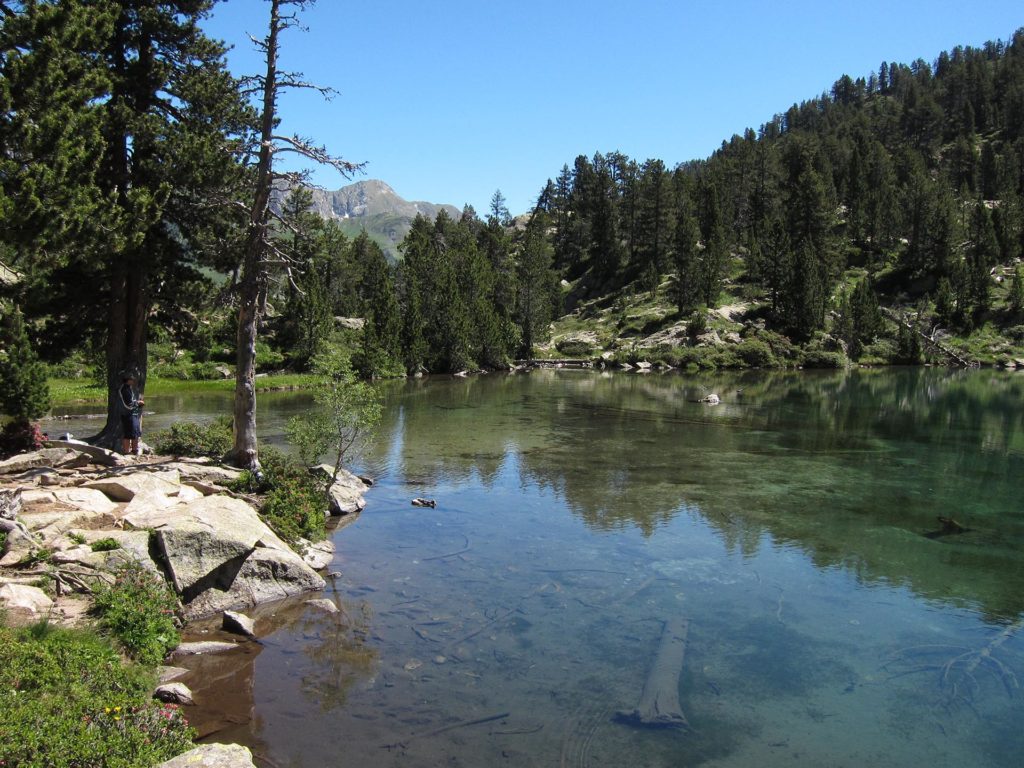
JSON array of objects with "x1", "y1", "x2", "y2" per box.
[{"x1": 287, "y1": 347, "x2": 382, "y2": 492}]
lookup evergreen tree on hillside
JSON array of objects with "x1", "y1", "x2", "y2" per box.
[
  {"x1": 634, "y1": 159, "x2": 673, "y2": 293},
  {"x1": 358, "y1": 242, "x2": 401, "y2": 378},
  {"x1": 517, "y1": 217, "x2": 557, "y2": 356},
  {"x1": 696, "y1": 178, "x2": 726, "y2": 307},
  {"x1": 966, "y1": 201, "x2": 1000, "y2": 316},
  {"x1": 671, "y1": 193, "x2": 702, "y2": 314}
]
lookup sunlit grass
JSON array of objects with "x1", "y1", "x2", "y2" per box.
[{"x1": 49, "y1": 373, "x2": 317, "y2": 407}]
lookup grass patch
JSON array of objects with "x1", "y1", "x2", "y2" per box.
[
  {"x1": 0, "y1": 621, "x2": 194, "y2": 767},
  {"x1": 49, "y1": 373, "x2": 317, "y2": 407}
]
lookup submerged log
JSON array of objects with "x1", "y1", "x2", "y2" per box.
[{"x1": 616, "y1": 617, "x2": 690, "y2": 730}]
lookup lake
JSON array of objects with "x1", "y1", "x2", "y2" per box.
[{"x1": 49, "y1": 368, "x2": 1024, "y2": 766}]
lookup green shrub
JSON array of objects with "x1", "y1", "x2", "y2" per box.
[
  {"x1": 801, "y1": 350, "x2": 848, "y2": 369},
  {"x1": 687, "y1": 309, "x2": 709, "y2": 338},
  {"x1": 152, "y1": 416, "x2": 233, "y2": 458},
  {"x1": 230, "y1": 448, "x2": 327, "y2": 544},
  {"x1": 90, "y1": 537, "x2": 121, "y2": 552},
  {"x1": 255, "y1": 339, "x2": 286, "y2": 371},
  {"x1": 0, "y1": 623, "x2": 194, "y2": 767},
  {"x1": 92, "y1": 562, "x2": 180, "y2": 665},
  {"x1": 555, "y1": 340, "x2": 594, "y2": 358},
  {"x1": 735, "y1": 338, "x2": 776, "y2": 367}
]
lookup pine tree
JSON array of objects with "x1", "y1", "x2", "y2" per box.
[
  {"x1": 517, "y1": 218, "x2": 556, "y2": 356},
  {"x1": 3, "y1": 0, "x2": 253, "y2": 448},
  {"x1": 0, "y1": 303, "x2": 50, "y2": 421},
  {"x1": 671, "y1": 195, "x2": 701, "y2": 313},
  {"x1": 1009, "y1": 265, "x2": 1024, "y2": 316},
  {"x1": 358, "y1": 242, "x2": 402, "y2": 378},
  {"x1": 966, "y1": 201, "x2": 999, "y2": 316},
  {"x1": 634, "y1": 159, "x2": 673, "y2": 293}
]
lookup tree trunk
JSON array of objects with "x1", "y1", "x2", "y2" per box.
[
  {"x1": 226, "y1": 263, "x2": 262, "y2": 469},
  {"x1": 225, "y1": 0, "x2": 280, "y2": 469},
  {"x1": 91, "y1": 256, "x2": 149, "y2": 448}
]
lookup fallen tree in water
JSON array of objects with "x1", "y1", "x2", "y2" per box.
[{"x1": 616, "y1": 617, "x2": 691, "y2": 730}]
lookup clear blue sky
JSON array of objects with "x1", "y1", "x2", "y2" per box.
[{"x1": 202, "y1": 0, "x2": 1023, "y2": 216}]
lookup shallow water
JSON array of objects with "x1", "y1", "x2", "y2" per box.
[{"x1": 51, "y1": 368, "x2": 1024, "y2": 766}]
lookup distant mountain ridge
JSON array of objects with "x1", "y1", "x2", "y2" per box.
[{"x1": 273, "y1": 179, "x2": 461, "y2": 260}]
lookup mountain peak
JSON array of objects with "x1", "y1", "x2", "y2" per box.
[{"x1": 273, "y1": 179, "x2": 460, "y2": 259}]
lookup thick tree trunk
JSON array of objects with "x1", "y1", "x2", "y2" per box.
[{"x1": 91, "y1": 257, "x2": 149, "y2": 448}]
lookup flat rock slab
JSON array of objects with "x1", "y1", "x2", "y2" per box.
[
  {"x1": 158, "y1": 665, "x2": 191, "y2": 683},
  {"x1": 44, "y1": 440, "x2": 124, "y2": 467},
  {"x1": 171, "y1": 641, "x2": 242, "y2": 657},
  {"x1": 164, "y1": 462, "x2": 242, "y2": 487},
  {"x1": 155, "y1": 744, "x2": 256, "y2": 768},
  {"x1": 84, "y1": 470, "x2": 181, "y2": 502},
  {"x1": 0, "y1": 448, "x2": 79, "y2": 475}
]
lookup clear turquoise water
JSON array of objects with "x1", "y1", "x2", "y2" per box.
[{"x1": 57, "y1": 368, "x2": 1024, "y2": 767}]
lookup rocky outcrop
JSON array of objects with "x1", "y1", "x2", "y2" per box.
[
  {"x1": 313, "y1": 464, "x2": 371, "y2": 516},
  {"x1": 155, "y1": 743, "x2": 256, "y2": 768},
  {"x1": 0, "y1": 448, "x2": 355, "y2": 624}
]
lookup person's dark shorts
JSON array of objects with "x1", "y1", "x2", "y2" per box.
[{"x1": 121, "y1": 413, "x2": 142, "y2": 439}]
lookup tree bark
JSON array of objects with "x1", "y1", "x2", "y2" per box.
[{"x1": 225, "y1": 0, "x2": 281, "y2": 469}]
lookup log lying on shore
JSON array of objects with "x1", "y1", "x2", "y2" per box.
[{"x1": 616, "y1": 617, "x2": 690, "y2": 730}]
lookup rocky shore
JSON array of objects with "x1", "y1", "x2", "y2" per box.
[{"x1": 0, "y1": 441, "x2": 370, "y2": 767}]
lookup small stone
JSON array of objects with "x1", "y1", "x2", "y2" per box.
[
  {"x1": 305, "y1": 598, "x2": 340, "y2": 614},
  {"x1": 222, "y1": 610, "x2": 256, "y2": 638},
  {"x1": 404, "y1": 659, "x2": 423, "y2": 671},
  {"x1": 433, "y1": 655, "x2": 446, "y2": 665},
  {"x1": 154, "y1": 682, "x2": 194, "y2": 705}
]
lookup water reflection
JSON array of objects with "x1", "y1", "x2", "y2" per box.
[
  {"x1": 363, "y1": 369, "x2": 1024, "y2": 622},
  {"x1": 61, "y1": 368, "x2": 1024, "y2": 766}
]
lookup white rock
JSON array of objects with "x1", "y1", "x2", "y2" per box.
[
  {"x1": 222, "y1": 609, "x2": 256, "y2": 638},
  {"x1": 84, "y1": 470, "x2": 181, "y2": 502},
  {"x1": 298, "y1": 537, "x2": 334, "y2": 570},
  {"x1": 155, "y1": 744, "x2": 256, "y2": 768},
  {"x1": 0, "y1": 583, "x2": 53, "y2": 619}
]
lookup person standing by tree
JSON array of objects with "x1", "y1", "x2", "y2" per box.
[{"x1": 118, "y1": 373, "x2": 144, "y2": 456}]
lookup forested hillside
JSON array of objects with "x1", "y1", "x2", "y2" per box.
[{"x1": 3, "y1": 11, "x2": 1024, "y2": 394}]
